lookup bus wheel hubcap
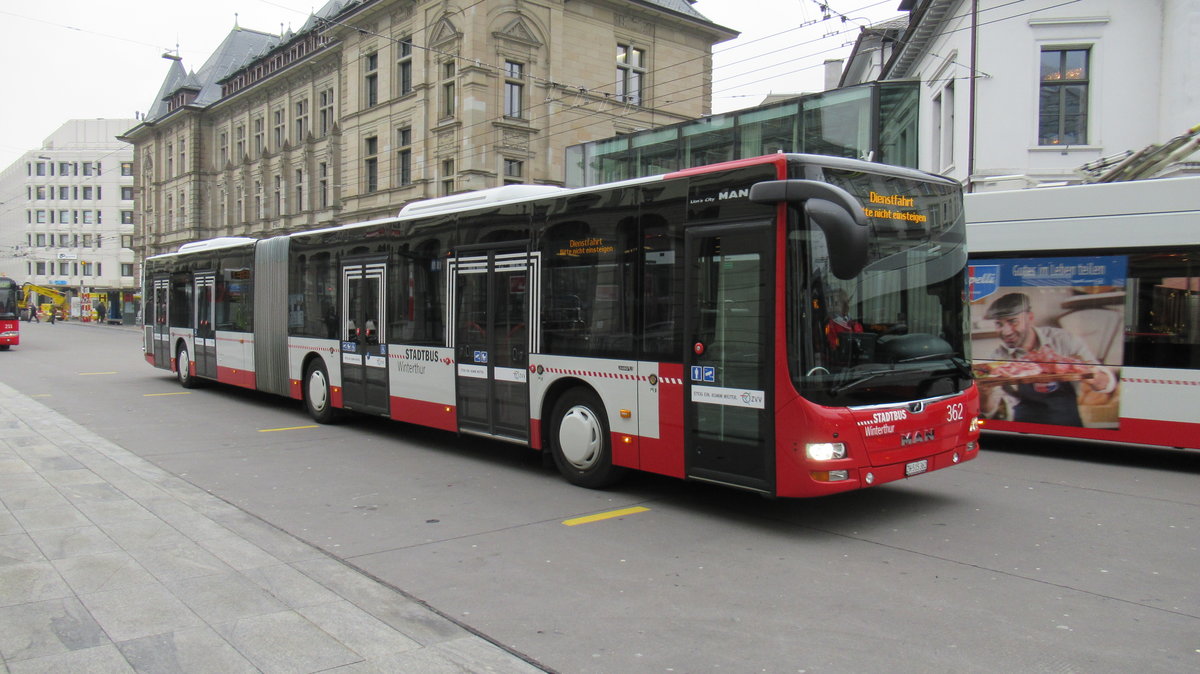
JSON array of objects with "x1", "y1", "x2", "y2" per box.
[
  {"x1": 558, "y1": 405, "x2": 601, "y2": 469},
  {"x1": 309, "y1": 371, "x2": 328, "y2": 410}
]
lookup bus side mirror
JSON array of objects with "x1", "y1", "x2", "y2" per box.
[{"x1": 750, "y1": 179, "x2": 869, "y2": 280}]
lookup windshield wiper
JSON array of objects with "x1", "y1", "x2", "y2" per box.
[
  {"x1": 895, "y1": 353, "x2": 973, "y2": 379},
  {"x1": 831, "y1": 369, "x2": 891, "y2": 395}
]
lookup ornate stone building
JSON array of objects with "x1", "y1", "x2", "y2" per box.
[{"x1": 121, "y1": 0, "x2": 736, "y2": 258}]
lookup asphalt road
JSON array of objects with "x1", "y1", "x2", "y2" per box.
[{"x1": 3, "y1": 321, "x2": 1197, "y2": 673}]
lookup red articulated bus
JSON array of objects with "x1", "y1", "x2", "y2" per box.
[
  {"x1": 143, "y1": 154, "x2": 980, "y2": 497},
  {"x1": 0, "y1": 276, "x2": 20, "y2": 350}
]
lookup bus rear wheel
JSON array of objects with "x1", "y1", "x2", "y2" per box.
[
  {"x1": 176, "y1": 345, "x2": 198, "y2": 389},
  {"x1": 304, "y1": 359, "x2": 339, "y2": 424},
  {"x1": 549, "y1": 388, "x2": 626, "y2": 489}
]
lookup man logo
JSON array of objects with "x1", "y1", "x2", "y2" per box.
[{"x1": 900, "y1": 429, "x2": 935, "y2": 446}]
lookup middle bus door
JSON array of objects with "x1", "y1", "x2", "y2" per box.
[
  {"x1": 151, "y1": 276, "x2": 170, "y2": 367},
  {"x1": 452, "y1": 246, "x2": 533, "y2": 442},
  {"x1": 683, "y1": 222, "x2": 775, "y2": 493},
  {"x1": 193, "y1": 273, "x2": 217, "y2": 379},
  {"x1": 340, "y1": 260, "x2": 390, "y2": 416}
]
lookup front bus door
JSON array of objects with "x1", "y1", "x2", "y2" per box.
[
  {"x1": 340, "y1": 260, "x2": 389, "y2": 415},
  {"x1": 451, "y1": 246, "x2": 534, "y2": 442},
  {"x1": 151, "y1": 276, "x2": 170, "y2": 367},
  {"x1": 193, "y1": 273, "x2": 217, "y2": 379},
  {"x1": 684, "y1": 222, "x2": 774, "y2": 493}
]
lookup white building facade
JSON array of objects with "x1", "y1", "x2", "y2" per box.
[
  {"x1": 0, "y1": 119, "x2": 137, "y2": 313},
  {"x1": 845, "y1": 0, "x2": 1199, "y2": 189}
]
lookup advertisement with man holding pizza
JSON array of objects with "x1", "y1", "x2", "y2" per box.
[{"x1": 969, "y1": 256, "x2": 1126, "y2": 429}]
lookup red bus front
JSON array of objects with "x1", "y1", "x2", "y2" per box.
[
  {"x1": 766, "y1": 159, "x2": 980, "y2": 497},
  {"x1": 0, "y1": 277, "x2": 19, "y2": 349}
]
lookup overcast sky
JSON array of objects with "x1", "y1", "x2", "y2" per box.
[{"x1": 0, "y1": 0, "x2": 903, "y2": 171}]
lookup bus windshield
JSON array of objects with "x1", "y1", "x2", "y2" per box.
[{"x1": 788, "y1": 169, "x2": 971, "y2": 406}]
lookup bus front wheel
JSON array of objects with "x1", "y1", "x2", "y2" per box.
[
  {"x1": 304, "y1": 359, "x2": 339, "y2": 424},
  {"x1": 549, "y1": 388, "x2": 626, "y2": 489},
  {"x1": 176, "y1": 345, "x2": 198, "y2": 389}
]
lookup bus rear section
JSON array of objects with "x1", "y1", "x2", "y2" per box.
[{"x1": 0, "y1": 277, "x2": 18, "y2": 350}]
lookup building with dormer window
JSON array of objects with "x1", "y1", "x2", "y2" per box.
[{"x1": 121, "y1": 0, "x2": 737, "y2": 260}]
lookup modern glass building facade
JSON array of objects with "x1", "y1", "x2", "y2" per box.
[{"x1": 566, "y1": 81, "x2": 918, "y2": 187}]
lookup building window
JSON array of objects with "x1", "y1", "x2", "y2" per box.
[
  {"x1": 364, "y1": 137, "x2": 379, "y2": 193},
  {"x1": 253, "y1": 117, "x2": 264, "y2": 156},
  {"x1": 59, "y1": 261, "x2": 70, "y2": 275},
  {"x1": 274, "y1": 175, "x2": 283, "y2": 216},
  {"x1": 441, "y1": 158, "x2": 454, "y2": 195},
  {"x1": 59, "y1": 210, "x2": 69, "y2": 223},
  {"x1": 83, "y1": 163, "x2": 94, "y2": 177},
  {"x1": 82, "y1": 234, "x2": 91, "y2": 247},
  {"x1": 319, "y1": 162, "x2": 329, "y2": 209},
  {"x1": 319, "y1": 87, "x2": 335, "y2": 137},
  {"x1": 82, "y1": 186, "x2": 93, "y2": 200},
  {"x1": 179, "y1": 139, "x2": 186, "y2": 175},
  {"x1": 166, "y1": 144, "x2": 173, "y2": 177},
  {"x1": 36, "y1": 262, "x2": 46, "y2": 275},
  {"x1": 58, "y1": 234, "x2": 69, "y2": 247},
  {"x1": 441, "y1": 62, "x2": 456, "y2": 118},
  {"x1": 365, "y1": 52, "x2": 379, "y2": 107},
  {"x1": 36, "y1": 186, "x2": 46, "y2": 200},
  {"x1": 121, "y1": 161, "x2": 133, "y2": 176},
  {"x1": 121, "y1": 263, "x2": 134, "y2": 277},
  {"x1": 60, "y1": 162, "x2": 71, "y2": 175},
  {"x1": 932, "y1": 81, "x2": 955, "y2": 171},
  {"x1": 84, "y1": 210, "x2": 94, "y2": 225},
  {"x1": 397, "y1": 37, "x2": 413, "y2": 95},
  {"x1": 273, "y1": 108, "x2": 286, "y2": 149},
  {"x1": 503, "y1": 158, "x2": 524, "y2": 185},
  {"x1": 295, "y1": 99, "x2": 309, "y2": 141},
  {"x1": 36, "y1": 210, "x2": 46, "y2": 224},
  {"x1": 36, "y1": 233, "x2": 46, "y2": 246},
  {"x1": 121, "y1": 186, "x2": 134, "y2": 200},
  {"x1": 236, "y1": 124, "x2": 246, "y2": 159},
  {"x1": 396, "y1": 128, "x2": 412, "y2": 186},
  {"x1": 294, "y1": 169, "x2": 304, "y2": 212},
  {"x1": 254, "y1": 180, "x2": 262, "y2": 219},
  {"x1": 504, "y1": 61, "x2": 524, "y2": 119},
  {"x1": 1039, "y1": 47, "x2": 1089, "y2": 145},
  {"x1": 122, "y1": 234, "x2": 133, "y2": 248},
  {"x1": 616, "y1": 44, "x2": 645, "y2": 105},
  {"x1": 218, "y1": 132, "x2": 229, "y2": 166},
  {"x1": 82, "y1": 262, "x2": 92, "y2": 276},
  {"x1": 59, "y1": 186, "x2": 69, "y2": 200},
  {"x1": 121, "y1": 210, "x2": 134, "y2": 224},
  {"x1": 35, "y1": 162, "x2": 45, "y2": 176}
]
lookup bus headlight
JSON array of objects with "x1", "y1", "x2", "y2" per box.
[
  {"x1": 806, "y1": 442, "x2": 846, "y2": 461},
  {"x1": 969, "y1": 416, "x2": 981, "y2": 433}
]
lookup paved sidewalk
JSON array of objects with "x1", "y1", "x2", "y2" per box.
[{"x1": 0, "y1": 381, "x2": 545, "y2": 673}]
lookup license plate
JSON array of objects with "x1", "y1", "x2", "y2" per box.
[{"x1": 905, "y1": 459, "x2": 928, "y2": 476}]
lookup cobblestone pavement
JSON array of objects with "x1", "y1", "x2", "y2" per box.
[{"x1": 0, "y1": 381, "x2": 546, "y2": 673}]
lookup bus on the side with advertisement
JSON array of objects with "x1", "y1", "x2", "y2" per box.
[{"x1": 967, "y1": 176, "x2": 1199, "y2": 450}]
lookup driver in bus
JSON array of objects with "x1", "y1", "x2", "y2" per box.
[{"x1": 981, "y1": 292, "x2": 1115, "y2": 426}]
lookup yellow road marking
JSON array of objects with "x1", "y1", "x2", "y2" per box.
[
  {"x1": 562, "y1": 506, "x2": 650, "y2": 526},
  {"x1": 258, "y1": 425, "x2": 319, "y2": 433},
  {"x1": 79, "y1": 371, "x2": 118, "y2": 376},
  {"x1": 144, "y1": 392, "x2": 193, "y2": 397}
]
